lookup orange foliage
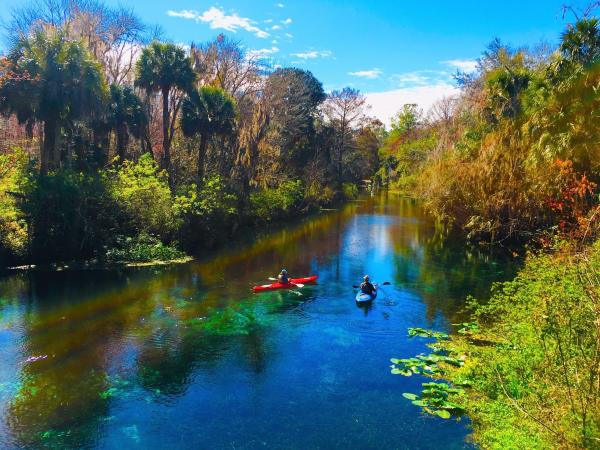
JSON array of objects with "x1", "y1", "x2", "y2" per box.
[{"x1": 546, "y1": 159, "x2": 598, "y2": 238}]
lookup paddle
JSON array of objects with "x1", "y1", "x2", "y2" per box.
[{"x1": 352, "y1": 281, "x2": 390, "y2": 288}]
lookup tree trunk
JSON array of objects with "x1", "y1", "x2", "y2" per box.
[
  {"x1": 198, "y1": 133, "x2": 208, "y2": 184},
  {"x1": 42, "y1": 119, "x2": 58, "y2": 175},
  {"x1": 161, "y1": 86, "x2": 173, "y2": 187},
  {"x1": 116, "y1": 123, "x2": 129, "y2": 160}
]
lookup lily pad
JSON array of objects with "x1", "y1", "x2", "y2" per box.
[{"x1": 435, "y1": 409, "x2": 451, "y2": 419}]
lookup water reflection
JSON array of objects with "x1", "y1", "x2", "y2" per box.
[{"x1": 0, "y1": 194, "x2": 518, "y2": 449}]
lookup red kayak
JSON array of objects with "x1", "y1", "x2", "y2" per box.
[{"x1": 252, "y1": 275, "x2": 318, "y2": 292}]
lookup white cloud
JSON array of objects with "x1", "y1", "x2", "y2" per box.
[
  {"x1": 282, "y1": 18, "x2": 292, "y2": 25},
  {"x1": 276, "y1": 3, "x2": 285, "y2": 7},
  {"x1": 291, "y1": 49, "x2": 331, "y2": 59},
  {"x1": 247, "y1": 46, "x2": 279, "y2": 59},
  {"x1": 442, "y1": 59, "x2": 478, "y2": 73},
  {"x1": 168, "y1": 10, "x2": 196, "y2": 19},
  {"x1": 264, "y1": 19, "x2": 273, "y2": 23},
  {"x1": 349, "y1": 68, "x2": 382, "y2": 79},
  {"x1": 366, "y1": 83, "x2": 459, "y2": 127},
  {"x1": 271, "y1": 24, "x2": 281, "y2": 30},
  {"x1": 284, "y1": 33, "x2": 294, "y2": 38},
  {"x1": 167, "y1": 7, "x2": 270, "y2": 38}
]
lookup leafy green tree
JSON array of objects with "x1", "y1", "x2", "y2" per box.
[
  {"x1": 135, "y1": 41, "x2": 195, "y2": 183},
  {"x1": 0, "y1": 29, "x2": 108, "y2": 174},
  {"x1": 108, "y1": 84, "x2": 147, "y2": 160},
  {"x1": 559, "y1": 18, "x2": 600, "y2": 68},
  {"x1": 109, "y1": 153, "x2": 177, "y2": 238},
  {"x1": 180, "y1": 85, "x2": 237, "y2": 182},
  {"x1": 390, "y1": 104, "x2": 421, "y2": 139},
  {"x1": 263, "y1": 68, "x2": 326, "y2": 177}
]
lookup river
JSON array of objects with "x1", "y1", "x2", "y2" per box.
[{"x1": 0, "y1": 194, "x2": 518, "y2": 449}]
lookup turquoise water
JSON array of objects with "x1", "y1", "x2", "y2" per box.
[{"x1": 0, "y1": 195, "x2": 517, "y2": 449}]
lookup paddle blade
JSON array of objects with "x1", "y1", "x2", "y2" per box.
[
  {"x1": 382, "y1": 282, "x2": 391, "y2": 285},
  {"x1": 293, "y1": 283, "x2": 304, "y2": 288},
  {"x1": 268, "y1": 277, "x2": 277, "y2": 281}
]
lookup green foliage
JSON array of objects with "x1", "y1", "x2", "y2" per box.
[
  {"x1": 109, "y1": 154, "x2": 177, "y2": 238},
  {"x1": 173, "y1": 176, "x2": 238, "y2": 248},
  {"x1": 105, "y1": 233, "x2": 185, "y2": 263},
  {"x1": 390, "y1": 103, "x2": 421, "y2": 137},
  {"x1": 181, "y1": 86, "x2": 237, "y2": 139},
  {"x1": 264, "y1": 68, "x2": 326, "y2": 176},
  {"x1": 108, "y1": 84, "x2": 147, "y2": 158},
  {"x1": 0, "y1": 148, "x2": 29, "y2": 262},
  {"x1": 407, "y1": 327, "x2": 449, "y2": 339},
  {"x1": 134, "y1": 41, "x2": 195, "y2": 94},
  {"x1": 341, "y1": 183, "x2": 358, "y2": 200},
  {"x1": 0, "y1": 28, "x2": 108, "y2": 173},
  {"x1": 379, "y1": 105, "x2": 435, "y2": 191},
  {"x1": 305, "y1": 182, "x2": 335, "y2": 206},
  {"x1": 181, "y1": 85, "x2": 237, "y2": 180},
  {"x1": 403, "y1": 382, "x2": 466, "y2": 419},
  {"x1": 19, "y1": 169, "x2": 119, "y2": 263},
  {"x1": 425, "y1": 241, "x2": 600, "y2": 448},
  {"x1": 249, "y1": 180, "x2": 304, "y2": 222}
]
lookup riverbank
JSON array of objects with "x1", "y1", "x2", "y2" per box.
[
  {"x1": 430, "y1": 240, "x2": 600, "y2": 449},
  {"x1": 0, "y1": 150, "x2": 361, "y2": 270}
]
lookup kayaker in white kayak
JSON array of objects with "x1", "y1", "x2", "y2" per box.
[
  {"x1": 360, "y1": 275, "x2": 375, "y2": 295},
  {"x1": 278, "y1": 269, "x2": 290, "y2": 284}
]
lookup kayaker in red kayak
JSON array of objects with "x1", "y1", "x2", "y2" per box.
[
  {"x1": 278, "y1": 269, "x2": 290, "y2": 284},
  {"x1": 360, "y1": 275, "x2": 375, "y2": 295},
  {"x1": 253, "y1": 274, "x2": 318, "y2": 292}
]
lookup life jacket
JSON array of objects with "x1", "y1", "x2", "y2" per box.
[{"x1": 360, "y1": 281, "x2": 375, "y2": 294}]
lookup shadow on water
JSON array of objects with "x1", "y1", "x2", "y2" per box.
[{"x1": 0, "y1": 193, "x2": 519, "y2": 449}]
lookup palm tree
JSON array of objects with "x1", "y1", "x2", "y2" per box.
[
  {"x1": 108, "y1": 84, "x2": 147, "y2": 160},
  {"x1": 560, "y1": 18, "x2": 600, "y2": 68},
  {"x1": 135, "y1": 41, "x2": 195, "y2": 184},
  {"x1": 0, "y1": 29, "x2": 107, "y2": 175},
  {"x1": 181, "y1": 86, "x2": 236, "y2": 182}
]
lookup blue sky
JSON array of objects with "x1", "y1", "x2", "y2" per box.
[{"x1": 0, "y1": 0, "x2": 585, "y2": 123}]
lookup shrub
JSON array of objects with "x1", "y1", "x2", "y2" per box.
[
  {"x1": 342, "y1": 182, "x2": 358, "y2": 200},
  {"x1": 19, "y1": 169, "x2": 120, "y2": 263},
  {"x1": 440, "y1": 240, "x2": 600, "y2": 448},
  {"x1": 104, "y1": 233, "x2": 185, "y2": 263},
  {"x1": 305, "y1": 181, "x2": 335, "y2": 206},
  {"x1": 174, "y1": 175, "x2": 238, "y2": 248},
  {"x1": 109, "y1": 153, "x2": 177, "y2": 238},
  {"x1": 0, "y1": 148, "x2": 29, "y2": 263},
  {"x1": 249, "y1": 180, "x2": 304, "y2": 222}
]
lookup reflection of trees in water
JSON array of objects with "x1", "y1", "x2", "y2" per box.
[
  {"x1": 0, "y1": 212, "x2": 349, "y2": 448},
  {"x1": 1, "y1": 270, "x2": 167, "y2": 448},
  {"x1": 386, "y1": 205, "x2": 520, "y2": 323}
]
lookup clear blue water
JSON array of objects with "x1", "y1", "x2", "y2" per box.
[{"x1": 0, "y1": 194, "x2": 517, "y2": 449}]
